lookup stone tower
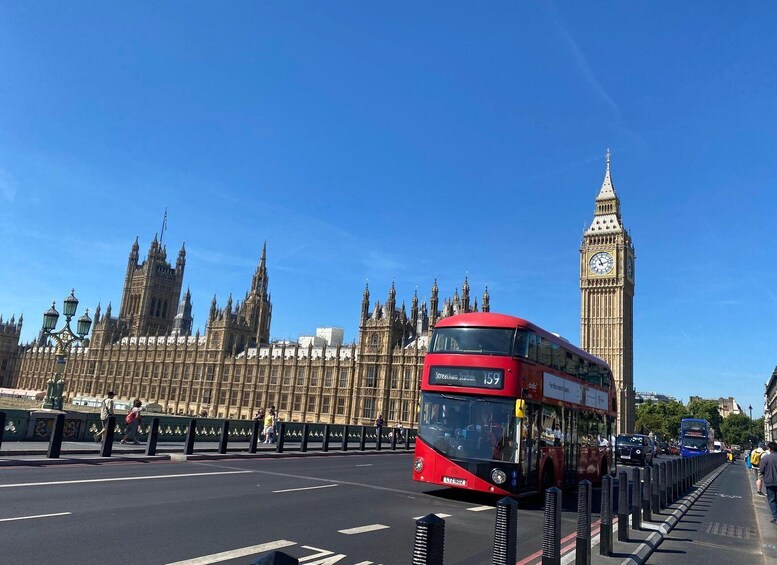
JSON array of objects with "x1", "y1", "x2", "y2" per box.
[
  {"x1": 172, "y1": 287, "x2": 194, "y2": 337},
  {"x1": 0, "y1": 314, "x2": 22, "y2": 388},
  {"x1": 118, "y1": 236, "x2": 186, "y2": 336},
  {"x1": 580, "y1": 151, "x2": 636, "y2": 434}
]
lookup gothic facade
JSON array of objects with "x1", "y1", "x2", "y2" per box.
[
  {"x1": 0, "y1": 315, "x2": 22, "y2": 388},
  {"x1": 11, "y1": 236, "x2": 487, "y2": 427},
  {"x1": 580, "y1": 152, "x2": 636, "y2": 434}
]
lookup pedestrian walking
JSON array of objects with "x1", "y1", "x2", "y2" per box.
[
  {"x1": 752, "y1": 443, "x2": 767, "y2": 495},
  {"x1": 121, "y1": 399, "x2": 143, "y2": 445},
  {"x1": 94, "y1": 391, "x2": 115, "y2": 442},
  {"x1": 745, "y1": 449, "x2": 752, "y2": 470},
  {"x1": 759, "y1": 442, "x2": 777, "y2": 523},
  {"x1": 375, "y1": 414, "x2": 384, "y2": 441},
  {"x1": 263, "y1": 407, "x2": 276, "y2": 443}
]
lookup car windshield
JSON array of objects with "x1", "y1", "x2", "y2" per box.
[
  {"x1": 616, "y1": 435, "x2": 644, "y2": 446},
  {"x1": 418, "y1": 392, "x2": 517, "y2": 463},
  {"x1": 429, "y1": 327, "x2": 515, "y2": 356}
]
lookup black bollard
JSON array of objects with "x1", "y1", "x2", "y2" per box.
[
  {"x1": 47, "y1": 413, "x2": 66, "y2": 459},
  {"x1": 341, "y1": 425, "x2": 349, "y2": 451},
  {"x1": 218, "y1": 420, "x2": 229, "y2": 454},
  {"x1": 672, "y1": 460, "x2": 678, "y2": 502},
  {"x1": 412, "y1": 514, "x2": 445, "y2": 565},
  {"x1": 249, "y1": 419, "x2": 260, "y2": 453},
  {"x1": 659, "y1": 462, "x2": 667, "y2": 508},
  {"x1": 391, "y1": 428, "x2": 398, "y2": 450},
  {"x1": 100, "y1": 415, "x2": 116, "y2": 457},
  {"x1": 631, "y1": 468, "x2": 641, "y2": 530},
  {"x1": 575, "y1": 480, "x2": 592, "y2": 565},
  {"x1": 599, "y1": 475, "x2": 613, "y2": 557},
  {"x1": 651, "y1": 464, "x2": 660, "y2": 513},
  {"x1": 359, "y1": 426, "x2": 366, "y2": 451},
  {"x1": 642, "y1": 465, "x2": 652, "y2": 522},
  {"x1": 404, "y1": 428, "x2": 411, "y2": 451},
  {"x1": 300, "y1": 424, "x2": 309, "y2": 452},
  {"x1": 276, "y1": 422, "x2": 285, "y2": 453},
  {"x1": 145, "y1": 417, "x2": 160, "y2": 456},
  {"x1": 493, "y1": 497, "x2": 518, "y2": 565},
  {"x1": 322, "y1": 424, "x2": 330, "y2": 452},
  {"x1": 542, "y1": 487, "x2": 562, "y2": 565},
  {"x1": 184, "y1": 418, "x2": 196, "y2": 455},
  {"x1": 617, "y1": 471, "x2": 629, "y2": 542},
  {"x1": 250, "y1": 550, "x2": 299, "y2": 565},
  {"x1": 0, "y1": 411, "x2": 5, "y2": 452}
]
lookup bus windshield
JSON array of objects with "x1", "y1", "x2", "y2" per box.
[
  {"x1": 429, "y1": 327, "x2": 515, "y2": 356},
  {"x1": 418, "y1": 392, "x2": 517, "y2": 462},
  {"x1": 682, "y1": 437, "x2": 708, "y2": 450}
]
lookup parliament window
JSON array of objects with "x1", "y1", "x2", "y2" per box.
[
  {"x1": 365, "y1": 366, "x2": 377, "y2": 388},
  {"x1": 362, "y1": 398, "x2": 375, "y2": 419},
  {"x1": 339, "y1": 369, "x2": 348, "y2": 388}
]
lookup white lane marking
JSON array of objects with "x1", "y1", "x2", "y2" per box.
[
  {"x1": 299, "y1": 546, "x2": 333, "y2": 562},
  {"x1": 0, "y1": 470, "x2": 252, "y2": 489},
  {"x1": 0, "y1": 512, "x2": 72, "y2": 523},
  {"x1": 165, "y1": 540, "x2": 296, "y2": 565},
  {"x1": 272, "y1": 484, "x2": 338, "y2": 493},
  {"x1": 466, "y1": 505, "x2": 494, "y2": 512},
  {"x1": 338, "y1": 524, "x2": 389, "y2": 535},
  {"x1": 355, "y1": 464, "x2": 373, "y2": 467},
  {"x1": 412, "y1": 513, "x2": 451, "y2": 520}
]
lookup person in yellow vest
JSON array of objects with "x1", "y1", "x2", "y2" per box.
[{"x1": 263, "y1": 407, "x2": 276, "y2": 444}]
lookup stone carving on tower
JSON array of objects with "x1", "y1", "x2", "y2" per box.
[{"x1": 580, "y1": 150, "x2": 636, "y2": 434}]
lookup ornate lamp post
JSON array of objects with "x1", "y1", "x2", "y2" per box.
[
  {"x1": 40, "y1": 289, "x2": 92, "y2": 410},
  {"x1": 749, "y1": 404, "x2": 753, "y2": 420}
]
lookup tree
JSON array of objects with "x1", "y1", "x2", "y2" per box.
[
  {"x1": 687, "y1": 398, "x2": 723, "y2": 438},
  {"x1": 635, "y1": 400, "x2": 689, "y2": 439},
  {"x1": 719, "y1": 413, "x2": 751, "y2": 446}
]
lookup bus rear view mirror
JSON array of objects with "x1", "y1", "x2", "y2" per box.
[{"x1": 515, "y1": 399, "x2": 526, "y2": 419}]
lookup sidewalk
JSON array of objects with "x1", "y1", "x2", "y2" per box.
[
  {"x1": 0, "y1": 439, "x2": 410, "y2": 466},
  {"x1": 647, "y1": 461, "x2": 776, "y2": 565}
]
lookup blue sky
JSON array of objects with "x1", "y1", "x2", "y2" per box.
[{"x1": 1, "y1": 3, "x2": 775, "y2": 416}]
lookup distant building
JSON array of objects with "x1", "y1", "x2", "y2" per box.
[
  {"x1": 298, "y1": 327, "x2": 344, "y2": 348},
  {"x1": 635, "y1": 391, "x2": 678, "y2": 404},
  {"x1": 765, "y1": 367, "x2": 777, "y2": 442},
  {"x1": 689, "y1": 395, "x2": 743, "y2": 418}
]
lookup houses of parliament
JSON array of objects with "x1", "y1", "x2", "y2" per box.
[{"x1": 2, "y1": 155, "x2": 636, "y2": 432}]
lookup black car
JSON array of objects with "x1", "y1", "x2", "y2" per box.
[
  {"x1": 657, "y1": 441, "x2": 670, "y2": 455},
  {"x1": 616, "y1": 434, "x2": 654, "y2": 466}
]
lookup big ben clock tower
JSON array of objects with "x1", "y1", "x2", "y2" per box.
[{"x1": 580, "y1": 150, "x2": 635, "y2": 434}]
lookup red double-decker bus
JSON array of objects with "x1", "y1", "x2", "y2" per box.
[{"x1": 413, "y1": 312, "x2": 616, "y2": 496}]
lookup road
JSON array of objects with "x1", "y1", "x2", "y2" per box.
[{"x1": 0, "y1": 452, "x2": 680, "y2": 564}]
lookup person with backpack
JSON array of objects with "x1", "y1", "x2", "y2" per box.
[
  {"x1": 121, "y1": 399, "x2": 143, "y2": 445},
  {"x1": 94, "y1": 391, "x2": 115, "y2": 443},
  {"x1": 752, "y1": 442, "x2": 766, "y2": 496},
  {"x1": 758, "y1": 442, "x2": 777, "y2": 522}
]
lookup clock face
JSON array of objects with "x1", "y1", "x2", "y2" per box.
[
  {"x1": 627, "y1": 256, "x2": 634, "y2": 279},
  {"x1": 589, "y1": 251, "x2": 614, "y2": 275}
]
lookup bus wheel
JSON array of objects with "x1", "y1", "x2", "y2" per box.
[{"x1": 541, "y1": 464, "x2": 555, "y2": 491}]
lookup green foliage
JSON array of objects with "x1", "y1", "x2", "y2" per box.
[
  {"x1": 715, "y1": 414, "x2": 764, "y2": 447},
  {"x1": 635, "y1": 400, "x2": 689, "y2": 440},
  {"x1": 687, "y1": 399, "x2": 723, "y2": 437}
]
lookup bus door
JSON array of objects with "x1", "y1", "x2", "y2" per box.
[
  {"x1": 522, "y1": 402, "x2": 540, "y2": 488},
  {"x1": 563, "y1": 408, "x2": 578, "y2": 486}
]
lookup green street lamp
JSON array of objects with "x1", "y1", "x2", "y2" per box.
[{"x1": 40, "y1": 289, "x2": 92, "y2": 411}]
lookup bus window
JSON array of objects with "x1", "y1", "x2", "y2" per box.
[
  {"x1": 540, "y1": 404, "x2": 563, "y2": 447},
  {"x1": 514, "y1": 330, "x2": 530, "y2": 358}
]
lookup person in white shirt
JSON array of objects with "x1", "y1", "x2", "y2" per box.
[{"x1": 94, "y1": 391, "x2": 115, "y2": 442}]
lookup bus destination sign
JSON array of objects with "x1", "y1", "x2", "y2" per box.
[{"x1": 429, "y1": 366, "x2": 504, "y2": 390}]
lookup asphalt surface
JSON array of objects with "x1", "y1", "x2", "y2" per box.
[{"x1": 0, "y1": 451, "x2": 682, "y2": 565}]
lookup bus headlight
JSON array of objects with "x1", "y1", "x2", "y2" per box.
[
  {"x1": 635, "y1": 450, "x2": 641, "y2": 455},
  {"x1": 414, "y1": 458, "x2": 424, "y2": 473},
  {"x1": 491, "y1": 469, "x2": 507, "y2": 485}
]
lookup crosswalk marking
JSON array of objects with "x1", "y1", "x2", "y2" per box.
[
  {"x1": 165, "y1": 540, "x2": 296, "y2": 565},
  {"x1": 337, "y1": 524, "x2": 390, "y2": 535}
]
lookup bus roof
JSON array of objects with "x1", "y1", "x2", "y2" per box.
[{"x1": 433, "y1": 312, "x2": 611, "y2": 370}]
